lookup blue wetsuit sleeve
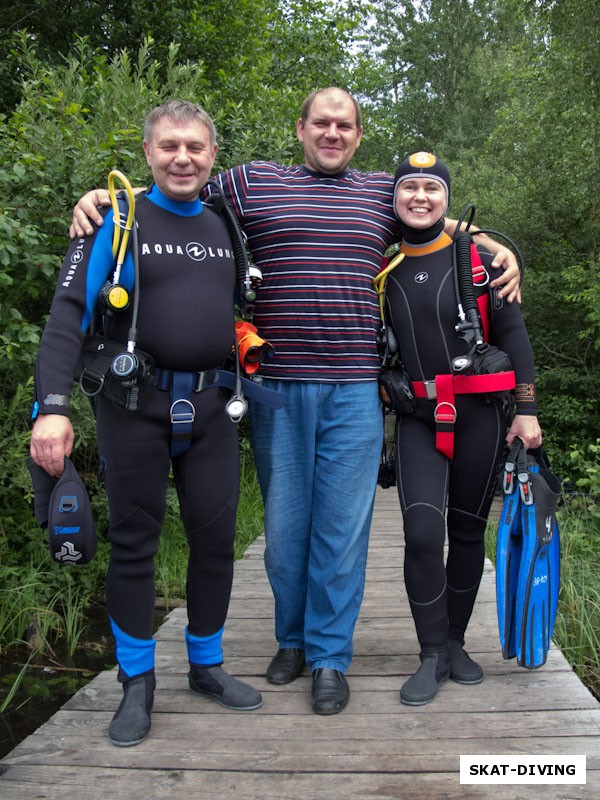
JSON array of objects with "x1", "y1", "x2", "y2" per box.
[{"x1": 34, "y1": 209, "x2": 118, "y2": 415}]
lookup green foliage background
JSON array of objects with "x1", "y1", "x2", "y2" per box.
[{"x1": 0, "y1": 0, "x2": 598, "y2": 644}]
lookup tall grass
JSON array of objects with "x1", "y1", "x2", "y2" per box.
[
  {"x1": 154, "y1": 485, "x2": 189, "y2": 608},
  {"x1": 154, "y1": 442, "x2": 264, "y2": 606},
  {"x1": 0, "y1": 652, "x2": 36, "y2": 714},
  {"x1": 553, "y1": 486, "x2": 600, "y2": 698},
  {"x1": 0, "y1": 553, "x2": 99, "y2": 720},
  {"x1": 55, "y1": 583, "x2": 91, "y2": 657},
  {"x1": 0, "y1": 563, "x2": 94, "y2": 659}
]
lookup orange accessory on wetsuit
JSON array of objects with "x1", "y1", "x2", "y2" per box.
[{"x1": 235, "y1": 321, "x2": 275, "y2": 375}]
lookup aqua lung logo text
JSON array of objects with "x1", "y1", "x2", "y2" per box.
[
  {"x1": 62, "y1": 240, "x2": 85, "y2": 287},
  {"x1": 139, "y1": 241, "x2": 233, "y2": 261},
  {"x1": 415, "y1": 272, "x2": 428, "y2": 283}
]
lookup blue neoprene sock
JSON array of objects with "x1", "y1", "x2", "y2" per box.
[
  {"x1": 185, "y1": 625, "x2": 224, "y2": 666},
  {"x1": 109, "y1": 616, "x2": 156, "y2": 678}
]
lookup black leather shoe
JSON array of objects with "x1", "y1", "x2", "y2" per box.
[
  {"x1": 311, "y1": 668, "x2": 349, "y2": 715},
  {"x1": 266, "y1": 648, "x2": 305, "y2": 685}
]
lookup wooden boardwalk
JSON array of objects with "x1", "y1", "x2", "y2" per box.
[{"x1": 1, "y1": 487, "x2": 599, "y2": 799}]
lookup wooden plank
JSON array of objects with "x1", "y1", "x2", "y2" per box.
[
  {"x1": 13, "y1": 706, "x2": 598, "y2": 742},
  {"x1": 0, "y1": 764, "x2": 597, "y2": 800},
  {"x1": 6, "y1": 732, "x2": 599, "y2": 772}
]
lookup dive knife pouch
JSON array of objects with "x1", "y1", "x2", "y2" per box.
[{"x1": 378, "y1": 363, "x2": 416, "y2": 415}]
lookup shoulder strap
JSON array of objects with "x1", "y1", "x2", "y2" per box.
[{"x1": 470, "y1": 243, "x2": 491, "y2": 341}]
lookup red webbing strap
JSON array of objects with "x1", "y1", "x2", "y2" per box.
[
  {"x1": 434, "y1": 373, "x2": 456, "y2": 459},
  {"x1": 451, "y1": 372, "x2": 516, "y2": 394},
  {"x1": 412, "y1": 372, "x2": 516, "y2": 398},
  {"x1": 411, "y1": 371, "x2": 517, "y2": 459},
  {"x1": 471, "y1": 243, "x2": 491, "y2": 340}
]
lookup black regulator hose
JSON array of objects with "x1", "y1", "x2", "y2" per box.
[
  {"x1": 456, "y1": 203, "x2": 525, "y2": 281},
  {"x1": 475, "y1": 228, "x2": 525, "y2": 279},
  {"x1": 453, "y1": 229, "x2": 486, "y2": 349},
  {"x1": 455, "y1": 201, "x2": 525, "y2": 280},
  {"x1": 205, "y1": 180, "x2": 256, "y2": 320},
  {"x1": 451, "y1": 204, "x2": 516, "y2": 377},
  {"x1": 457, "y1": 202, "x2": 476, "y2": 234}
]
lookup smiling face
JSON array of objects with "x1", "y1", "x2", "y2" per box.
[
  {"x1": 394, "y1": 177, "x2": 448, "y2": 229},
  {"x1": 296, "y1": 89, "x2": 363, "y2": 175},
  {"x1": 143, "y1": 115, "x2": 218, "y2": 202}
]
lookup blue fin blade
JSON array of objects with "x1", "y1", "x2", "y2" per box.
[
  {"x1": 496, "y1": 491, "x2": 523, "y2": 659},
  {"x1": 548, "y1": 519, "x2": 561, "y2": 640},
  {"x1": 515, "y1": 462, "x2": 561, "y2": 669}
]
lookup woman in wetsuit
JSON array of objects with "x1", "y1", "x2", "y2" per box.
[{"x1": 383, "y1": 152, "x2": 542, "y2": 705}]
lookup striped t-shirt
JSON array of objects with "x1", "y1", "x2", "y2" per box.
[{"x1": 216, "y1": 162, "x2": 399, "y2": 382}]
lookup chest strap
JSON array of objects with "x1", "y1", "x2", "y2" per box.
[
  {"x1": 154, "y1": 368, "x2": 284, "y2": 457},
  {"x1": 412, "y1": 371, "x2": 516, "y2": 459}
]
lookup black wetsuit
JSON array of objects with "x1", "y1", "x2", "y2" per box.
[
  {"x1": 384, "y1": 225, "x2": 537, "y2": 650},
  {"x1": 34, "y1": 186, "x2": 239, "y2": 672}
]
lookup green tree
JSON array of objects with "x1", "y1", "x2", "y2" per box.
[
  {"x1": 0, "y1": 1, "x2": 191, "y2": 110},
  {"x1": 0, "y1": 1, "x2": 362, "y2": 114},
  {"x1": 463, "y1": 0, "x2": 600, "y2": 475},
  {"x1": 351, "y1": 0, "x2": 529, "y2": 170}
]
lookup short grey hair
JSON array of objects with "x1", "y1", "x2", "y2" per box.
[{"x1": 143, "y1": 100, "x2": 217, "y2": 148}]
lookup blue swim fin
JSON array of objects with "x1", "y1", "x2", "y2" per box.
[
  {"x1": 514, "y1": 449, "x2": 561, "y2": 669},
  {"x1": 496, "y1": 440, "x2": 525, "y2": 660}
]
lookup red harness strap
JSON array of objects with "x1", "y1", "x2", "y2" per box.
[
  {"x1": 411, "y1": 371, "x2": 516, "y2": 459},
  {"x1": 470, "y1": 244, "x2": 492, "y2": 341}
]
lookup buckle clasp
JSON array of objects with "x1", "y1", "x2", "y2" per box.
[
  {"x1": 170, "y1": 398, "x2": 195, "y2": 424},
  {"x1": 423, "y1": 380, "x2": 437, "y2": 400}
]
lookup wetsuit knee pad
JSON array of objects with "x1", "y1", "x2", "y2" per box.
[{"x1": 403, "y1": 503, "x2": 445, "y2": 556}]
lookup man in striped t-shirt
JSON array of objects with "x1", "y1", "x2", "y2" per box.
[
  {"x1": 215, "y1": 88, "x2": 520, "y2": 715},
  {"x1": 70, "y1": 88, "x2": 521, "y2": 716}
]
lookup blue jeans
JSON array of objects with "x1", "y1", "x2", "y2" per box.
[{"x1": 250, "y1": 380, "x2": 383, "y2": 672}]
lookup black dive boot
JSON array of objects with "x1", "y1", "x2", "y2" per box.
[
  {"x1": 448, "y1": 638, "x2": 484, "y2": 684},
  {"x1": 108, "y1": 669, "x2": 156, "y2": 747},
  {"x1": 188, "y1": 664, "x2": 262, "y2": 710},
  {"x1": 400, "y1": 648, "x2": 451, "y2": 706}
]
